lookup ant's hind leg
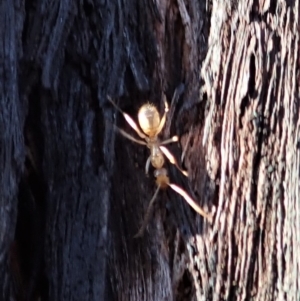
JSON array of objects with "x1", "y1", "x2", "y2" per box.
[
  {"x1": 156, "y1": 95, "x2": 169, "y2": 135},
  {"x1": 181, "y1": 129, "x2": 192, "y2": 163},
  {"x1": 113, "y1": 125, "x2": 147, "y2": 146},
  {"x1": 108, "y1": 95, "x2": 148, "y2": 139},
  {"x1": 163, "y1": 84, "x2": 185, "y2": 136}
]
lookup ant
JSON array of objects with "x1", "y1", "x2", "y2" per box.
[{"x1": 108, "y1": 94, "x2": 212, "y2": 237}]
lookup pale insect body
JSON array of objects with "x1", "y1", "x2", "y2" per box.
[
  {"x1": 138, "y1": 103, "x2": 161, "y2": 137},
  {"x1": 139, "y1": 104, "x2": 165, "y2": 170},
  {"x1": 108, "y1": 95, "x2": 212, "y2": 237}
]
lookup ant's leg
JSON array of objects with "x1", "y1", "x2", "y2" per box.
[
  {"x1": 160, "y1": 136, "x2": 178, "y2": 145},
  {"x1": 145, "y1": 155, "x2": 151, "y2": 175},
  {"x1": 181, "y1": 130, "x2": 192, "y2": 163},
  {"x1": 168, "y1": 183, "x2": 212, "y2": 224},
  {"x1": 155, "y1": 95, "x2": 169, "y2": 135},
  {"x1": 133, "y1": 185, "x2": 160, "y2": 238},
  {"x1": 113, "y1": 125, "x2": 147, "y2": 145},
  {"x1": 108, "y1": 96, "x2": 147, "y2": 139},
  {"x1": 164, "y1": 84, "x2": 185, "y2": 136},
  {"x1": 159, "y1": 146, "x2": 188, "y2": 177}
]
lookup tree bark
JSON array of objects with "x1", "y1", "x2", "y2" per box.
[{"x1": 0, "y1": 0, "x2": 299, "y2": 301}]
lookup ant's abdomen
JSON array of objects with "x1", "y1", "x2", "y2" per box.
[{"x1": 138, "y1": 103, "x2": 160, "y2": 137}]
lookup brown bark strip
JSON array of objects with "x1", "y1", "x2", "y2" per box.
[{"x1": 200, "y1": 1, "x2": 300, "y2": 300}]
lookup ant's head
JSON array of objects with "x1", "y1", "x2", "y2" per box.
[{"x1": 154, "y1": 168, "x2": 169, "y2": 189}]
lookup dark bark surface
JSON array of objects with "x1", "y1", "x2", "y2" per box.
[
  {"x1": 0, "y1": 0, "x2": 299, "y2": 301},
  {"x1": 0, "y1": 1, "x2": 25, "y2": 300}
]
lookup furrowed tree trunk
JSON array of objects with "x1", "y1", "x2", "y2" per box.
[{"x1": 0, "y1": 0, "x2": 299, "y2": 301}]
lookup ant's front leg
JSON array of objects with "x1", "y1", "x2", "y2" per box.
[
  {"x1": 134, "y1": 185, "x2": 161, "y2": 238},
  {"x1": 168, "y1": 183, "x2": 212, "y2": 223}
]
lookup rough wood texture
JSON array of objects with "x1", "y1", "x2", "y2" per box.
[
  {"x1": 0, "y1": 0, "x2": 25, "y2": 299},
  {"x1": 200, "y1": 1, "x2": 300, "y2": 300},
  {"x1": 0, "y1": 0, "x2": 299, "y2": 301}
]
